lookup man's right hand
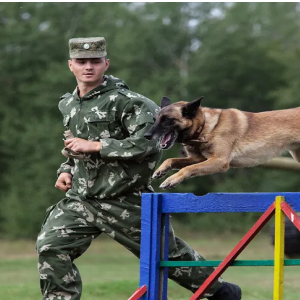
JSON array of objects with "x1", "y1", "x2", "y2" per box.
[{"x1": 55, "y1": 172, "x2": 72, "y2": 192}]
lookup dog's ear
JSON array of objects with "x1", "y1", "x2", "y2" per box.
[
  {"x1": 182, "y1": 96, "x2": 204, "y2": 118},
  {"x1": 161, "y1": 96, "x2": 171, "y2": 108}
]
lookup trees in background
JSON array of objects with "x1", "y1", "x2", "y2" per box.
[{"x1": 1, "y1": 2, "x2": 300, "y2": 238}]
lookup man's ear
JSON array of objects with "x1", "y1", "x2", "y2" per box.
[
  {"x1": 105, "y1": 58, "x2": 110, "y2": 71},
  {"x1": 181, "y1": 96, "x2": 204, "y2": 119},
  {"x1": 161, "y1": 96, "x2": 171, "y2": 108},
  {"x1": 68, "y1": 59, "x2": 73, "y2": 72}
]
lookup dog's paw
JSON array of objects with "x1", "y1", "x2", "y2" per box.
[
  {"x1": 159, "y1": 181, "x2": 175, "y2": 189},
  {"x1": 159, "y1": 176, "x2": 181, "y2": 189},
  {"x1": 152, "y1": 160, "x2": 174, "y2": 179},
  {"x1": 152, "y1": 169, "x2": 167, "y2": 179}
]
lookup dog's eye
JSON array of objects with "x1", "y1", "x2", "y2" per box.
[
  {"x1": 167, "y1": 117, "x2": 174, "y2": 123},
  {"x1": 161, "y1": 116, "x2": 174, "y2": 125},
  {"x1": 161, "y1": 116, "x2": 168, "y2": 123}
]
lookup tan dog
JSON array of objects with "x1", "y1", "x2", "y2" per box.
[{"x1": 144, "y1": 96, "x2": 300, "y2": 189}]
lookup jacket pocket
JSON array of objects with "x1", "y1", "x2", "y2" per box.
[
  {"x1": 40, "y1": 204, "x2": 56, "y2": 229},
  {"x1": 86, "y1": 111, "x2": 116, "y2": 140}
]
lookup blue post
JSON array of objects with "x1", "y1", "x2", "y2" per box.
[
  {"x1": 140, "y1": 193, "x2": 163, "y2": 299},
  {"x1": 149, "y1": 193, "x2": 163, "y2": 300},
  {"x1": 161, "y1": 213, "x2": 170, "y2": 300},
  {"x1": 139, "y1": 193, "x2": 153, "y2": 299}
]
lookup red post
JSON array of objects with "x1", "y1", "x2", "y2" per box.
[{"x1": 281, "y1": 201, "x2": 300, "y2": 232}]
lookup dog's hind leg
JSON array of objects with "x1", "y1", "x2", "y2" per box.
[
  {"x1": 152, "y1": 156, "x2": 206, "y2": 179},
  {"x1": 289, "y1": 148, "x2": 300, "y2": 162}
]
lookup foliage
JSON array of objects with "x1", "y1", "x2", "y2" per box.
[{"x1": 1, "y1": 2, "x2": 300, "y2": 238}]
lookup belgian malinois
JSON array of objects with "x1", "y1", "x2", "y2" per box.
[{"x1": 144, "y1": 96, "x2": 300, "y2": 189}]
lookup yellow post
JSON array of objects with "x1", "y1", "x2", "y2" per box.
[{"x1": 273, "y1": 196, "x2": 285, "y2": 300}]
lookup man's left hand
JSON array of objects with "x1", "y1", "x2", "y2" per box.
[{"x1": 64, "y1": 138, "x2": 101, "y2": 153}]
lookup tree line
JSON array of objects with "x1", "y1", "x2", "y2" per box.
[{"x1": 1, "y1": 2, "x2": 300, "y2": 238}]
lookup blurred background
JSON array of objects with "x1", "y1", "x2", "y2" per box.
[{"x1": 1, "y1": 2, "x2": 300, "y2": 240}]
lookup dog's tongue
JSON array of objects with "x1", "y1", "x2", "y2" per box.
[{"x1": 161, "y1": 132, "x2": 172, "y2": 147}]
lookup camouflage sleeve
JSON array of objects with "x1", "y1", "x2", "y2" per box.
[
  {"x1": 57, "y1": 158, "x2": 75, "y2": 177},
  {"x1": 99, "y1": 98, "x2": 160, "y2": 160},
  {"x1": 57, "y1": 93, "x2": 75, "y2": 177}
]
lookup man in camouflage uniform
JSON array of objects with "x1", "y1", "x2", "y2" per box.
[{"x1": 36, "y1": 37, "x2": 241, "y2": 300}]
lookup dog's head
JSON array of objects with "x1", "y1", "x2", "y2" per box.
[{"x1": 144, "y1": 96, "x2": 204, "y2": 150}]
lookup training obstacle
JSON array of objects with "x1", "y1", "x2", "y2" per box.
[{"x1": 128, "y1": 192, "x2": 300, "y2": 300}]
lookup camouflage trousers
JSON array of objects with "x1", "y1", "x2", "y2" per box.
[{"x1": 36, "y1": 194, "x2": 222, "y2": 300}]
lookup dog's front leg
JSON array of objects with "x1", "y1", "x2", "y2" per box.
[
  {"x1": 159, "y1": 157, "x2": 230, "y2": 189},
  {"x1": 152, "y1": 156, "x2": 206, "y2": 179}
]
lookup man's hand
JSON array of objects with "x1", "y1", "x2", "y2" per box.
[
  {"x1": 55, "y1": 172, "x2": 72, "y2": 192},
  {"x1": 64, "y1": 138, "x2": 102, "y2": 153}
]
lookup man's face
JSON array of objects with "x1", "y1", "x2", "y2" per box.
[{"x1": 68, "y1": 57, "x2": 110, "y2": 85}]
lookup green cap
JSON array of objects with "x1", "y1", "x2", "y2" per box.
[{"x1": 69, "y1": 37, "x2": 107, "y2": 59}]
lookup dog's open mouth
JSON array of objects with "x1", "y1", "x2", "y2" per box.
[{"x1": 160, "y1": 131, "x2": 178, "y2": 149}]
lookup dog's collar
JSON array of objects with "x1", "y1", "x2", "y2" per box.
[
  {"x1": 181, "y1": 120, "x2": 207, "y2": 146},
  {"x1": 181, "y1": 137, "x2": 207, "y2": 146}
]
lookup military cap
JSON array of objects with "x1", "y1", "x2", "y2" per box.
[{"x1": 69, "y1": 37, "x2": 107, "y2": 59}]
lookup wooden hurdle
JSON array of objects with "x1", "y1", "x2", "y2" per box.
[{"x1": 128, "y1": 193, "x2": 300, "y2": 300}]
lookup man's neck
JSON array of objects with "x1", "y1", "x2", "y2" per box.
[{"x1": 77, "y1": 79, "x2": 103, "y2": 98}]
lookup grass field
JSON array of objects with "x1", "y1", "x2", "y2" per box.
[{"x1": 0, "y1": 227, "x2": 299, "y2": 300}]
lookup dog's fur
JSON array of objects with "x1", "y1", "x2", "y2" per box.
[{"x1": 144, "y1": 96, "x2": 300, "y2": 189}]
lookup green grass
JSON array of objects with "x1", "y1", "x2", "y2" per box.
[{"x1": 0, "y1": 228, "x2": 299, "y2": 299}]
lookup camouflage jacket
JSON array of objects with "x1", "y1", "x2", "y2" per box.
[{"x1": 57, "y1": 75, "x2": 161, "y2": 200}]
